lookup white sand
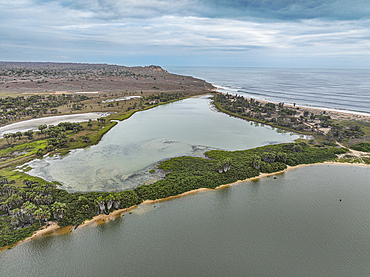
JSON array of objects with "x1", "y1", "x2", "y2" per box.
[{"x1": 0, "y1": 112, "x2": 111, "y2": 137}]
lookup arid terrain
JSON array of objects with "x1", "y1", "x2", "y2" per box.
[{"x1": 0, "y1": 62, "x2": 214, "y2": 95}]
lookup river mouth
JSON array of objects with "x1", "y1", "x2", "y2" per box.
[{"x1": 20, "y1": 96, "x2": 303, "y2": 192}]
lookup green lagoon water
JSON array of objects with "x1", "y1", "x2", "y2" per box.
[
  {"x1": 1, "y1": 164, "x2": 370, "y2": 276},
  {"x1": 23, "y1": 96, "x2": 302, "y2": 192}
]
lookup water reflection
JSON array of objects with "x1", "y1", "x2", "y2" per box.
[{"x1": 23, "y1": 96, "x2": 302, "y2": 192}]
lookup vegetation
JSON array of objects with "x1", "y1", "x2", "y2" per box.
[
  {"x1": 0, "y1": 66, "x2": 366, "y2": 249},
  {"x1": 0, "y1": 141, "x2": 347, "y2": 248},
  {"x1": 135, "y1": 142, "x2": 347, "y2": 200},
  {"x1": 351, "y1": 142, "x2": 370, "y2": 152},
  {"x1": 0, "y1": 94, "x2": 90, "y2": 126},
  {"x1": 213, "y1": 93, "x2": 365, "y2": 142}
]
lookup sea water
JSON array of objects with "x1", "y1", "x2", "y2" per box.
[{"x1": 167, "y1": 67, "x2": 370, "y2": 115}]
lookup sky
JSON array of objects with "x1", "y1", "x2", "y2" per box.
[{"x1": 1, "y1": 0, "x2": 370, "y2": 68}]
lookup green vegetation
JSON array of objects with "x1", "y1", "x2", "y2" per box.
[
  {"x1": 0, "y1": 141, "x2": 347, "y2": 248},
  {"x1": 0, "y1": 90, "x2": 366, "y2": 249},
  {"x1": 135, "y1": 142, "x2": 347, "y2": 200},
  {"x1": 351, "y1": 142, "x2": 370, "y2": 152},
  {"x1": 0, "y1": 94, "x2": 90, "y2": 126},
  {"x1": 214, "y1": 93, "x2": 365, "y2": 142}
]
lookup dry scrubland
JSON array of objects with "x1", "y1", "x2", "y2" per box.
[{"x1": 0, "y1": 62, "x2": 214, "y2": 124}]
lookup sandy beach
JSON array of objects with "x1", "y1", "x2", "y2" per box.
[{"x1": 220, "y1": 92, "x2": 370, "y2": 123}]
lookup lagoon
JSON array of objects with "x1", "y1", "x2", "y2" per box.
[
  {"x1": 23, "y1": 96, "x2": 302, "y2": 192},
  {"x1": 1, "y1": 164, "x2": 370, "y2": 276}
]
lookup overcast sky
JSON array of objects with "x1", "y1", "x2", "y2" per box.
[{"x1": 1, "y1": 0, "x2": 370, "y2": 68}]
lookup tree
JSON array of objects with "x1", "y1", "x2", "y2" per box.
[
  {"x1": 11, "y1": 133, "x2": 17, "y2": 142},
  {"x1": 38, "y1": 124, "x2": 47, "y2": 136},
  {"x1": 15, "y1": 131, "x2": 22, "y2": 140},
  {"x1": 96, "y1": 196, "x2": 106, "y2": 214},
  {"x1": 51, "y1": 202, "x2": 67, "y2": 219},
  {"x1": 3, "y1": 133, "x2": 11, "y2": 145},
  {"x1": 87, "y1": 119, "x2": 92, "y2": 130},
  {"x1": 24, "y1": 130, "x2": 33, "y2": 140},
  {"x1": 113, "y1": 194, "x2": 120, "y2": 209},
  {"x1": 252, "y1": 155, "x2": 261, "y2": 170},
  {"x1": 36, "y1": 148, "x2": 44, "y2": 157},
  {"x1": 106, "y1": 195, "x2": 114, "y2": 213}
]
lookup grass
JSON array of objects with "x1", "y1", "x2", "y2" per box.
[{"x1": 0, "y1": 168, "x2": 54, "y2": 188}]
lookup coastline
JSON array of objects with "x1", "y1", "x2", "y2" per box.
[
  {"x1": 217, "y1": 91, "x2": 370, "y2": 124},
  {"x1": 1, "y1": 92, "x2": 369, "y2": 251},
  {"x1": 5, "y1": 160, "x2": 368, "y2": 251}
]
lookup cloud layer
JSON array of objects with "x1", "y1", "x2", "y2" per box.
[{"x1": 1, "y1": 0, "x2": 370, "y2": 67}]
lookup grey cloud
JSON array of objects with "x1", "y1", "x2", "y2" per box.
[
  {"x1": 35, "y1": 0, "x2": 201, "y2": 20},
  {"x1": 202, "y1": 0, "x2": 370, "y2": 21},
  {"x1": 34, "y1": 0, "x2": 370, "y2": 21},
  {"x1": 1, "y1": 0, "x2": 370, "y2": 67}
]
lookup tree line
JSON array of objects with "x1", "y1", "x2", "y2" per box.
[
  {"x1": 0, "y1": 141, "x2": 347, "y2": 248},
  {"x1": 214, "y1": 93, "x2": 365, "y2": 141},
  {"x1": 0, "y1": 94, "x2": 90, "y2": 126}
]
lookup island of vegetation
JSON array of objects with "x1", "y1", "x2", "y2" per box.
[{"x1": 0, "y1": 62, "x2": 369, "y2": 250}]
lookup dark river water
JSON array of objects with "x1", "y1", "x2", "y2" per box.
[{"x1": 1, "y1": 165, "x2": 370, "y2": 276}]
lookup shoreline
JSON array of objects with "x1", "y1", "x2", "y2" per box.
[
  {"x1": 1, "y1": 91, "x2": 369, "y2": 136},
  {"x1": 1, "y1": 93, "x2": 369, "y2": 251},
  {"x1": 216, "y1": 91, "x2": 370, "y2": 123},
  {"x1": 5, "y1": 160, "x2": 368, "y2": 251},
  {"x1": 215, "y1": 86, "x2": 370, "y2": 118}
]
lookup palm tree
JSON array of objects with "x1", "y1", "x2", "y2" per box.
[
  {"x1": 106, "y1": 195, "x2": 114, "y2": 213},
  {"x1": 223, "y1": 158, "x2": 231, "y2": 172},
  {"x1": 33, "y1": 208, "x2": 43, "y2": 227},
  {"x1": 96, "y1": 196, "x2": 106, "y2": 214},
  {"x1": 113, "y1": 194, "x2": 120, "y2": 209},
  {"x1": 51, "y1": 202, "x2": 67, "y2": 219},
  {"x1": 40, "y1": 206, "x2": 51, "y2": 226}
]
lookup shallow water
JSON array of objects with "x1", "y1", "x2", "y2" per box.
[
  {"x1": 1, "y1": 165, "x2": 370, "y2": 276},
  {"x1": 23, "y1": 96, "x2": 302, "y2": 192}
]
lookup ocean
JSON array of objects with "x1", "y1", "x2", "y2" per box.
[{"x1": 166, "y1": 67, "x2": 370, "y2": 115}]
